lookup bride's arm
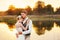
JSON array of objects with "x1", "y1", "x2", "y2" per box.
[
  {"x1": 21, "y1": 19, "x2": 29, "y2": 31},
  {"x1": 20, "y1": 23, "x2": 27, "y2": 31}
]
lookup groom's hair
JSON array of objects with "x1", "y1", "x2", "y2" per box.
[{"x1": 21, "y1": 10, "x2": 28, "y2": 15}]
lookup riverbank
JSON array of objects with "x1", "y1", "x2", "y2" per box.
[
  {"x1": 0, "y1": 15, "x2": 60, "y2": 28},
  {"x1": 0, "y1": 15, "x2": 60, "y2": 21}
]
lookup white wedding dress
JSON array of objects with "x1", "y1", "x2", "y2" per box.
[{"x1": 15, "y1": 21, "x2": 25, "y2": 40}]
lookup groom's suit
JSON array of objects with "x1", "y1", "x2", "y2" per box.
[{"x1": 22, "y1": 17, "x2": 32, "y2": 40}]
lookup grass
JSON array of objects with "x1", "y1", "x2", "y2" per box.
[
  {"x1": 0, "y1": 16, "x2": 17, "y2": 28},
  {"x1": 0, "y1": 15, "x2": 60, "y2": 28}
]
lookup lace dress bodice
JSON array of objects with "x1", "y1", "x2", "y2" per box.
[
  {"x1": 15, "y1": 21, "x2": 22, "y2": 33},
  {"x1": 15, "y1": 21, "x2": 25, "y2": 40}
]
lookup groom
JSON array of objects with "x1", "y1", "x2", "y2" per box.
[{"x1": 18, "y1": 10, "x2": 32, "y2": 40}]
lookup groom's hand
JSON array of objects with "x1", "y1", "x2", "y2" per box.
[{"x1": 19, "y1": 32, "x2": 22, "y2": 35}]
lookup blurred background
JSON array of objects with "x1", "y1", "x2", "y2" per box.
[{"x1": 0, "y1": 0, "x2": 60, "y2": 40}]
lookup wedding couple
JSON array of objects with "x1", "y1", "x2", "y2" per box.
[{"x1": 15, "y1": 10, "x2": 32, "y2": 40}]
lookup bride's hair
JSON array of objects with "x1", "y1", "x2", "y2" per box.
[{"x1": 17, "y1": 15, "x2": 21, "y2": 20}]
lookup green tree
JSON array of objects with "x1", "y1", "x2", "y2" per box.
[
  {"x1": 25, "y1": 6, "x2": 32, "y2": 15},
  {"x1": 7, "y1": 5, "x2": 23, "y2": 15},
  {"x1": 44, "y1": 4, "x2": 54, "y2": 14},
  {"x1": 33, "y1": 1, "x2": 45, "y2": 15},
  {"x1": 7, "y1": 5, "x2": 16, "y2": 15}
]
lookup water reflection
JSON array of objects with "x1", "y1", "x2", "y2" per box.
[
  {"x1": 33, "y1": 21, "x2": 60, "y2": 35},
  {"x1": 31, "y1": 23, "x2": 60, "y2": 40},
  {"x1": 55, "y1": 21, "x2": 60, "y2": 26},
  {"x1": 0, "y1": 22, "x2": 60, "y2": 40},
  {"x1": 33, "y1": 21, "x2": 54, "y2": 35},
  {"x1": 0, "y1": 23, "x2": 16, "y2": 40}
]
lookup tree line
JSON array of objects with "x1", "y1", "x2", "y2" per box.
[{"x1": 5, "y1": 1, "x2": 60, "y2": 15}]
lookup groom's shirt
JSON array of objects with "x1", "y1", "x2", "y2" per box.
[{"x1": 22, "y1": 17, "x2": 32, "y2": 35}]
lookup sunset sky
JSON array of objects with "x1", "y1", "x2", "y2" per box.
[{"x1": 0, "y1": 0, "x2": 60, "y2": 11}]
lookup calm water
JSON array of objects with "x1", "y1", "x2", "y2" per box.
[{"x1": 0, "y1": 22, "x2": 60, "y2": 40}]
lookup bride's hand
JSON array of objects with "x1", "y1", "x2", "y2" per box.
[
  {"x1": 16, "y1": 33, "x2": 18, "y2": 38},
  {"x1": 19, "y1": 32, "x2": 22, "y2": 35}
]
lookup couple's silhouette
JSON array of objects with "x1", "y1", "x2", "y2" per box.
[{"x1": 15, "y1": 10, "x2": 32, "y2": 40}]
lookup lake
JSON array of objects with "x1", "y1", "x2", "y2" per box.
[{"x1": 0, "y1": 22, "x2": 60, "y2": 40}]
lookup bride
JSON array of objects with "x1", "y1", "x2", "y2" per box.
[{"x1": 15, "y1": 16, "x2": 27, "y2": 40}]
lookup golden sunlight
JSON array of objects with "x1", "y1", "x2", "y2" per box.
[
  {"x1": 0, "y1": 0, "x2": 60, "y2": 11},
  {"x1": 0, "y1": 23, "x2": 16, "y2": 40}
]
